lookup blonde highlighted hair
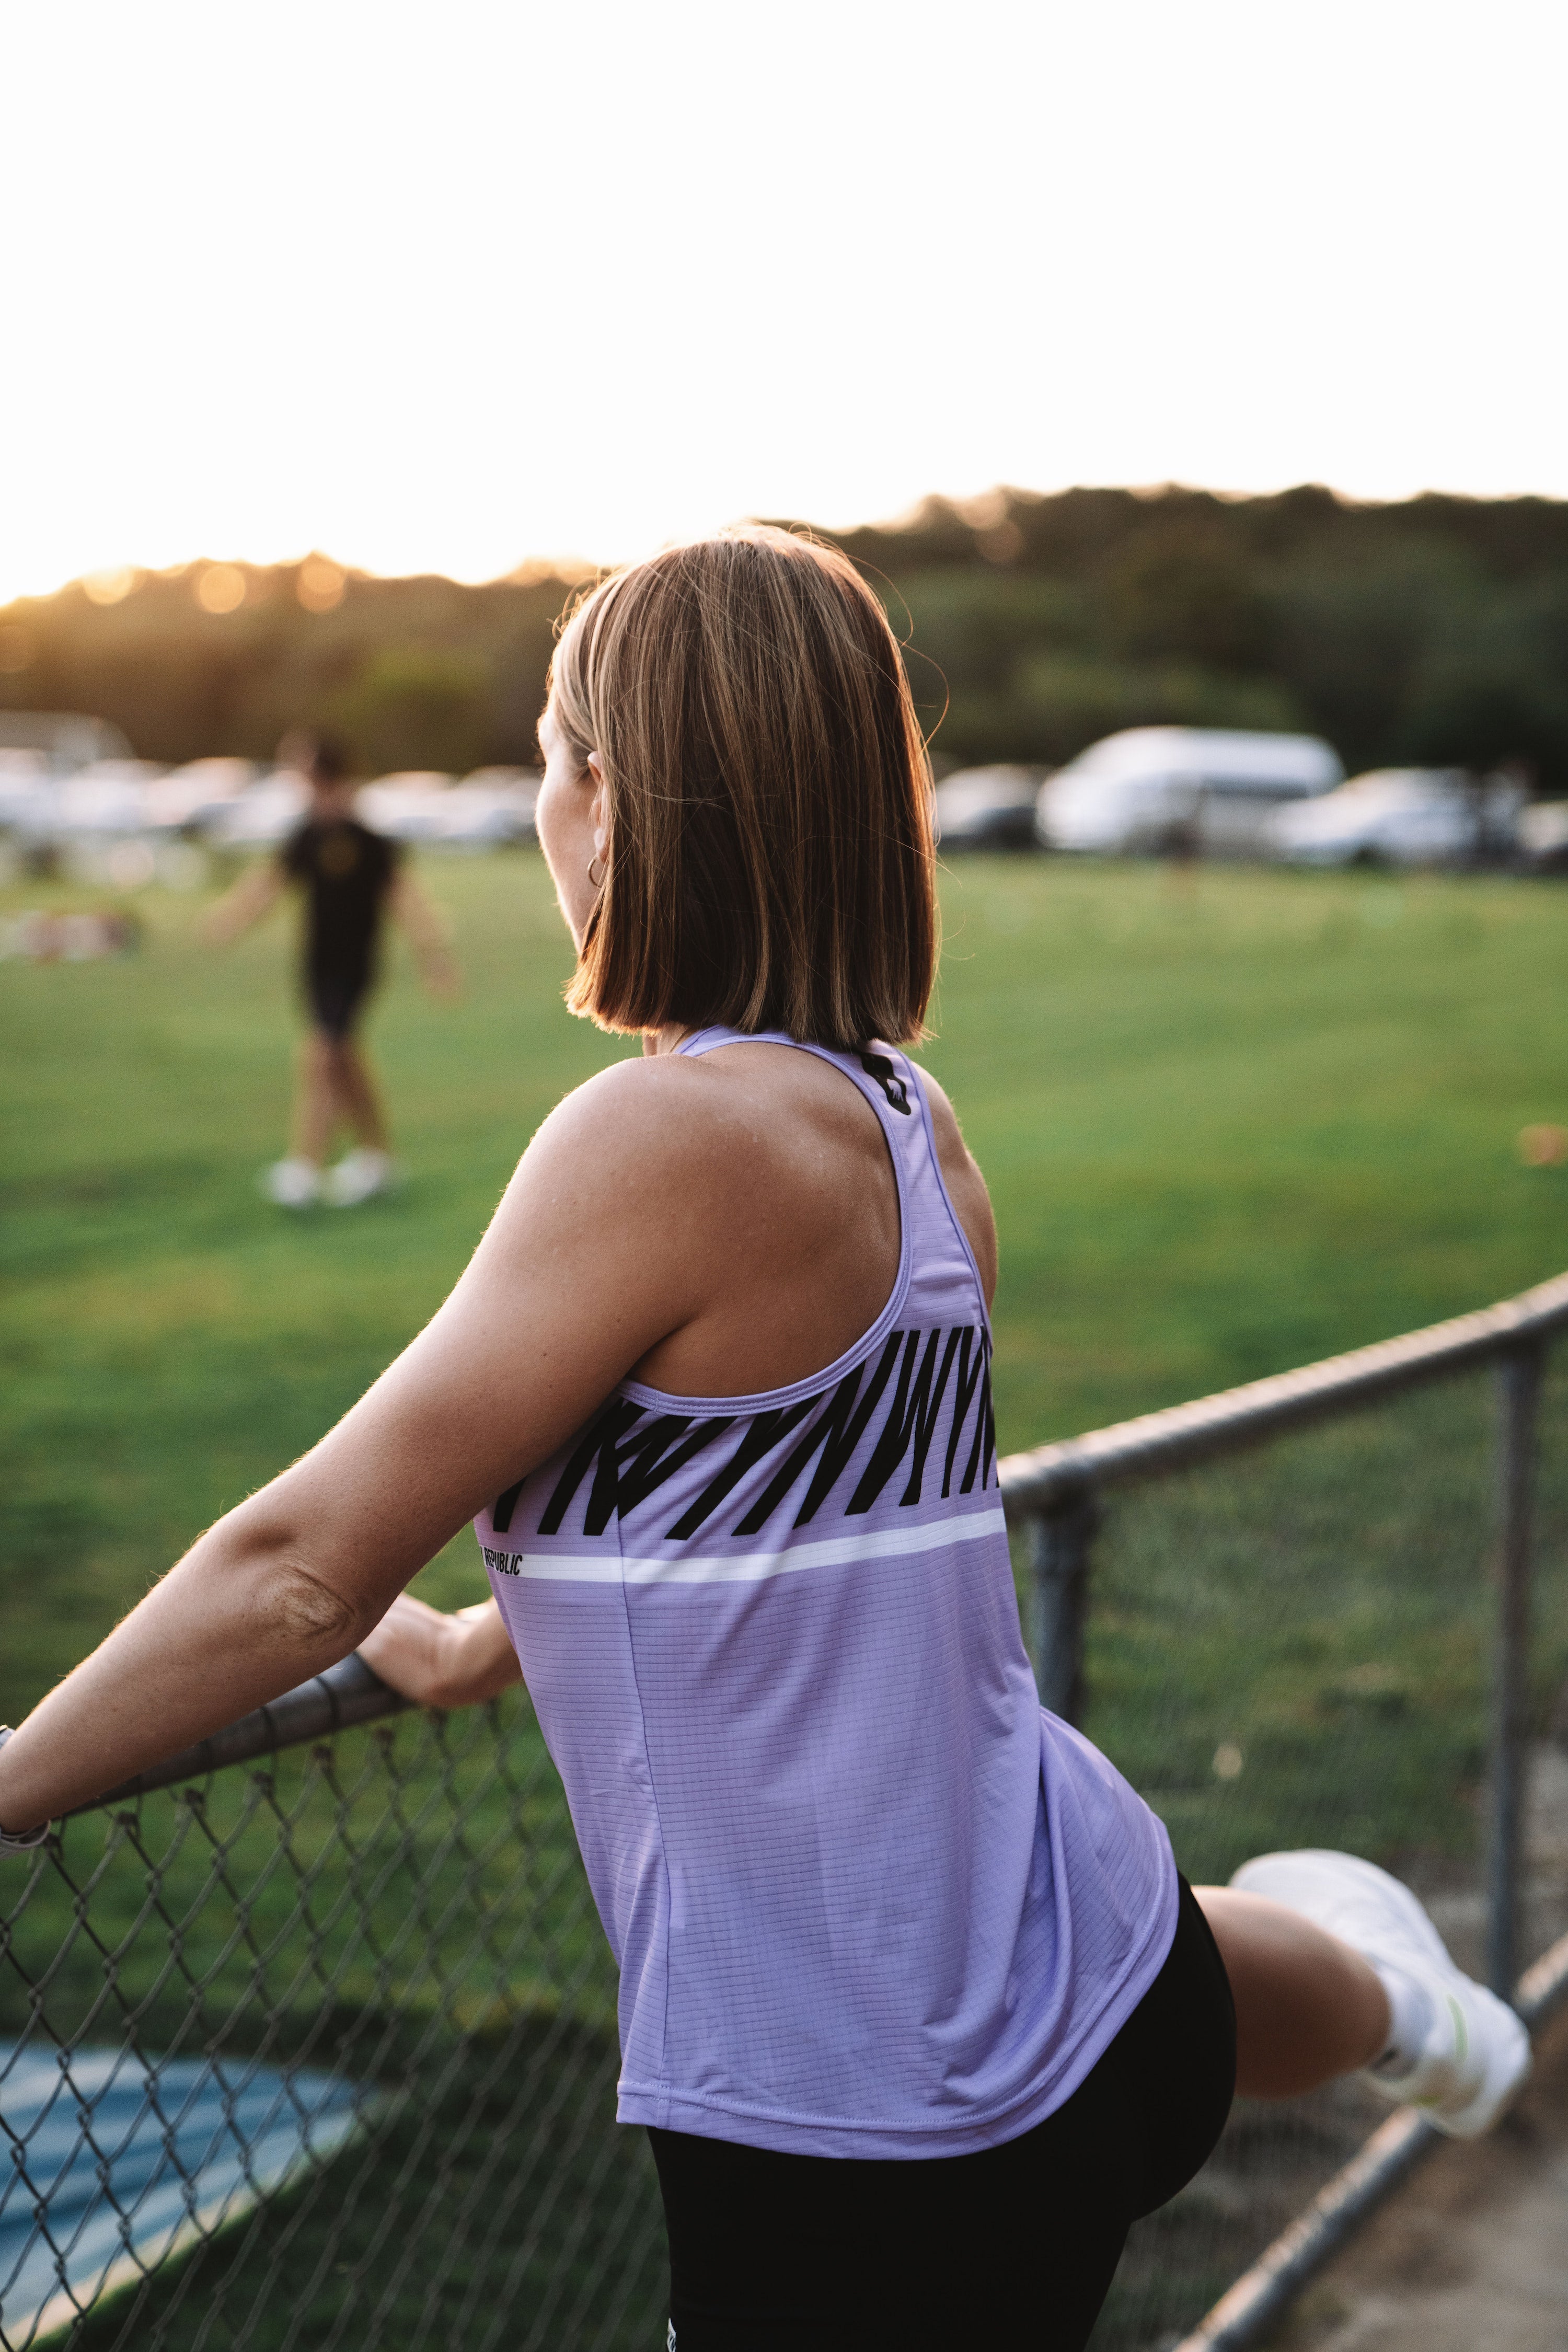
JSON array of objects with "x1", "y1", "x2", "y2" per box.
[{"x1": 549, "y1": 526, "x2": 937, "y2": 1050}]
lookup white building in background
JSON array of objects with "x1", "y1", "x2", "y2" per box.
[{"x1": 1036, "y1": 726, "x2": 1343, "y2": 858}]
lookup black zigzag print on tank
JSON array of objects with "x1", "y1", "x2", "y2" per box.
[
  {"x1": 535, "y1": 1404, "x2": 735, "y2": 1537},
  {"x1": 493, "y1": 1325, "x2": 994, "y2": 1541}
]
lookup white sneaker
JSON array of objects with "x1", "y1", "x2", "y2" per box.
[
  {"x1": 262, "y1": 1157, "x2": 321, "y2": 1208},
  {"x1": 324, "y1": 1148, "x2": 395, "y2": 1207},
  {"x1": 1230, "y1": 1848, "x2": 1531, "y2": 2137}
]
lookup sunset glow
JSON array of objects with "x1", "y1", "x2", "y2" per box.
[{"x1": 4, "y1": 0, "x2": 1565, "y2": 604}]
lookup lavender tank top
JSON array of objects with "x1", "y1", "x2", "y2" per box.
[{"x1": 479, "y1": 1030, "x2": 1176, "y2": 2158}]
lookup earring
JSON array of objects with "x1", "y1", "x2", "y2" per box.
[{"x1": 587, "y1": 852, "x2": 605, "y2": 889}]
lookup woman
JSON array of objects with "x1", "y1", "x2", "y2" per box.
[{"x1": 0, "y1": 531, "x2": 1529, "y2": 2349}]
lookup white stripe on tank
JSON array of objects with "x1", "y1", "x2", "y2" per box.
[{"x1": 486, "y1": 1504, "x2": 1007, "y2": 1586}]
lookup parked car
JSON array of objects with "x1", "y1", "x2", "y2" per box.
[
  {"x1": 1269, "y1": 769, "x2": 1525, "y2": 868},
  {"x1": 1036, "y1": 727, "x2": 1343, "y2": 858},
  {"x1": 457, "y1": 766, "x2": 540, "y2": 844},
  {"x1": 55, "y1": 762, "x2": 169, "y2": 837},
  {"x1": 207, "y1": 770, "x2": 309, "y2": 848},
  {"x1": 143, "y1": 758, "x2": 257, "y2": 833},
  {"x1": 464, "y1": 766, "x2": 541, "y2": 800},
  {"x1": 0, "y1": 752, "x2": 178, "y2": 868},
  {"x1": 436, "y1": 771, "x2": 538, "y2": 847},
  {"x1": 359, "y1": 770, "x2": 538, "y2": 848},
  {"x1": 357, "y1": 775, "x2": 459, "y2": 841},
  {"x1": 207, "y1": 765, "x2": 540, "y2": 853},
  {"x1": 0, "y1": 750, "x2": 57, "y2": 842},
  {"x1": 1515, "y1": 801, "x2": 1568, "y2": 872},
  {"x1": 933, "y1": 766, "x2": 1044, "y2": 850}
]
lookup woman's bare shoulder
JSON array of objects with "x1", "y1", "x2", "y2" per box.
[
  {"x1": 909, "y1": 1062, "x2": 999, "y2": 1306},
  {"x1": 909, "y1": 1063, "x2": 977, "y2": 1175},
  {"x1": 445, "y1": 1056, "x2": 751, "y2": 1401},
  {"x1": 525, "y1": 1052, "x2": 743, "y2": 1172},
  {"x1": 489, "y1": 1054, "x2": 755, "y2": 1260}
]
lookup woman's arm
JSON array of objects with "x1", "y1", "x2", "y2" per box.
[
  {"x1": 358, "y1": 1595, "x2": 521, "y2": 1708},
  {"x1": 0, "y1": 1056, "x2": 723, "y2": 1838}
]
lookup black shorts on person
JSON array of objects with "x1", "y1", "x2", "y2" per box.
[
  {"x1": 280, "y1": 815, "x2": 397, "y2": 1040},
  {"x1": 649, "y1": 1878, "x2": 1235, "y2": 2352},
  {"x1": 306, "y1": 966, "x2": 371, "y2": 1039}
]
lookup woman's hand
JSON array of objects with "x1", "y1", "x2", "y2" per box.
[
  {"x1": 0, "y1": 1731, "x2": 49, "y2": 1855},
  {"x1": 359, "y1": 1596, "x2": 522, "y2": 1709}
]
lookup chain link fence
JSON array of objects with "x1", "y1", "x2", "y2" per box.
[
  {"x1": 5, "y1": 1277, "x2": 1568, "y2": 2349},
  {"x1": 1, "y1": 1690, "x2": 665, "y2": 2351}
]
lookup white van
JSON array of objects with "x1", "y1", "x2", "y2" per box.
[{"x1": 1036, "y1": 727, "x2": 1343, "y2": 858}]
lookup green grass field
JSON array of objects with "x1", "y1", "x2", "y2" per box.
[{"x1": 4, "y1": 849, "x2": 1567, "y2": 1721}]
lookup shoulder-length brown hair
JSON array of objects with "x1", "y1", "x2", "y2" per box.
[{"x1": 549, "y1": 526, "x2": 936, "y2": 1050}]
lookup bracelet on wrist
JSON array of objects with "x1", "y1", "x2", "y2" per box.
[{"x1": 0, "y1": 1728, "x2": 50, "y2": 1853}]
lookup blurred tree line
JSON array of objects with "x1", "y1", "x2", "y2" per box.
[
  {"x1": 4, "y1": 485, "x2": 1568, "y2": 786},
  {"x1": 0, "y1": 559, "x2": 578, "y2": 776},
  {"x1": 828, "y1": 485, "x2": 1568, "y2": 788}
]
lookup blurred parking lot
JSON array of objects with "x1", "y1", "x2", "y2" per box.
[
  {"x1": 935, "y1": 727, "x2": 1555, "y2": 871},
  {"x1": 0, "y1": 719, "x2": 539, "y2": 909}
]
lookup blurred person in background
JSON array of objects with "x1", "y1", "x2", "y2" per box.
[{"x1": 206, "y1": 732, "x2": 458, "y2": 1206}]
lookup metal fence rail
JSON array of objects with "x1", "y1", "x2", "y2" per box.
[{"x1": 3, "y1": 1273, "x2": 1566, "y2": 2349}]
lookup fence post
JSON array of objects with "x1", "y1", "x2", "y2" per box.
[
  {"x1": 1488, "y1": 1338, "x2": 1544, "y2": 2000},
  {"x1": 1024, "y1": 1485, "x2": 1099, "y2": 1727}
]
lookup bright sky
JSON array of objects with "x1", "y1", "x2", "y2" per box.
[{"x1": 4, "y1": 0, "x2": 1565, "y2": 603}]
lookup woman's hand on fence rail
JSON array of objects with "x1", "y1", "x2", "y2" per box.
[
  {"x1": 357, "y1": 1596, "x2": 523, "y2": 1710},
  {"x1": 0, "y1": 1728, "x2": 50, "y2": 1854}
]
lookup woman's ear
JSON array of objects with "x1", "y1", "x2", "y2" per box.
[{"x1": 587, "y1": 754, "x2": 608, "y2": 860}]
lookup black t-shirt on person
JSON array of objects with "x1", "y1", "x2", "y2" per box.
[{"x1": 279, "y1": 817, "x2": 399, "y2": 994}]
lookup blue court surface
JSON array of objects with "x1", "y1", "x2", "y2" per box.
[{"x1": 0, "y1": 2039, "x2": 359, "y2": 2343}]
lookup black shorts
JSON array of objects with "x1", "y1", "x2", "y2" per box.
[
  {"x1": 649, "y1": 1878, "x2": 1235, "y2": 2352},
  {"x1": 304, "y1": 969, "x2": 371, "y2": 1039}
]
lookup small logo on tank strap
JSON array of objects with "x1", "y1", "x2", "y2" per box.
[{"x1": 858, "y1": 1049, "x2": 911, "y2": 1113}]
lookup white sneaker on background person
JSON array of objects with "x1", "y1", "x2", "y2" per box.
[
  {"x1": 325, "y1": 1148, "x2": 395, "y2": 1207},
  {"x1": 1230, "y1": 1848, "x2": 1532, "y2": 2137},
  {"x1": 261, "y1": 1156, "x2": 321, "y2": 1208}
]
